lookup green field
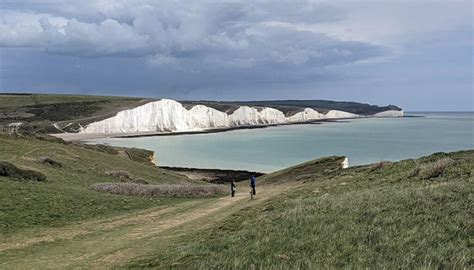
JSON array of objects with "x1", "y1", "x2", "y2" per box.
[
  {"x1": 0, "y1": 134, "x2": 201, "y2": 235},
  {"x1": 0, "y1": 132, "x2": 472, "y2": 268},
  {"x1": 0, "y1": 93, "x2": 136, "y2": 108},
  {"x1": 129, "y1": 151, "x2": 473, "y2": 269}
]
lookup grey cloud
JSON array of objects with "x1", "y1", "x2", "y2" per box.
[
  {"x1": 0, "y1": 0, "x2": 385, "y2": 68},
  {"x1": 0, "y1": 1, "x2": 472, "y2": 111}
]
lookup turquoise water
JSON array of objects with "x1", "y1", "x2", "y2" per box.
[{"x1": 86, "y1": 112, "x2": 473, "y2": 173}]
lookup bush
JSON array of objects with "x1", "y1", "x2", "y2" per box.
[
  {"x1": 369, "y1": 161, "x2": 392, "y2": 172},
  {"x1": 105, "y1": 170, "x2": 132, "y2": 180},
  {"x1": 410, "y1": 158, "x2": 452, "y2": 179},
  {"x1": 38, "y1": 157, "x2": 62, "y2": 167},
  {"x1": 0, "y1": 161, "x2": 46, "y2": 181},
  {"x1": 90, "y1": 183, "x2": 227, "y2": 197},
  {"x1": 131, "y1": 178, "x2": 149, "y2": 185}
]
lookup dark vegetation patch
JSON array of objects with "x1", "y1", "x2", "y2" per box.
[
  {"x1": 105, "y1": 170, "x2": 132, "y2": 180},
  {"x1": 24, "y1": 101, "x2": 105, "y2": 121},
  {"x1": 38, "y1": 157, "x2": 62, "y2": 168},
  {"x1": 104, "y1": 170, "x2": 149, "y2": 184},
  {"x1": 409, "y1": 158, "x2": 452, "y2": 179},
  {"x1": 369, "y1": 161, "x2": 392, "y2": 171},
  {"x1": 91, "y1": 183, "x2": 227, "y2": 197},
  {"x1": 0, "y1": 161, "x2": 46, "y2": 181},
  {"x1": 0, "y1": 93, "x2": 33, "y2": 96}
]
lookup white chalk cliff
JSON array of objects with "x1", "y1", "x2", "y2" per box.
[
  {"x1": 81, "y1": 99, "x2": 403, "y2": 134},
  {"x1": 373, "y1": 110, "x2": 404, "y2": 117}
]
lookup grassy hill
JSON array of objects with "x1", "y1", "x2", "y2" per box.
[
  {"x1": 0, "y1": 131, "x2": 471, "y2": 268},
  {"x1": 0, "y1": 134, "x2": 210, "y2": 235},
  {"x1": 126, "y1": 151, "x2": 473, "y2": 269},
  {"x1": 0, "y1": 94, "x2": 469, "y2": 269},
  {"x1": 0, "y1": 93, "x2": 155, "y2": 133}
]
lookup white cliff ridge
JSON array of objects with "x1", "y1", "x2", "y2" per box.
[
  {"x1": 373, "y1": 110, "x2": 405, "y2": 117},
  {"x1": 81, "y1": 99, "x2": 403, "y2": 134}
]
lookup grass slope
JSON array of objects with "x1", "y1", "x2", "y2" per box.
[
  {"x1": 0, "y1": 93, "x2": 154, "y2": 132},
  {"x1": 127, "y1": 151, "x2": 473, "y2": 269},
  {"x1": 0, "y1": 134, "x2": 197, "y2": 235}
]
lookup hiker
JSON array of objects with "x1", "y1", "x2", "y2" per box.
[
  {"x1": 250, "y1": 176, "x2": 256, "y2": 195},
  {"x1": 230, "y1": 180, "x2": 236, "y2": 197}
]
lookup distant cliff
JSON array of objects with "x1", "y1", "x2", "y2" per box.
[
  {"x1": 0, "y1": 94, "x2": 403, "y2": 135},
  {"x1": 82, "y1": 99, "x2": 403, "y2": 134}
]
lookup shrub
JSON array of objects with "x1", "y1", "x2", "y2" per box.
[
  {"x1": 369, "y1": 161, "x2": 392, "y2": 172},
  {"x1": 0, "y1": 161, "x2": 46, "y2": 181},
  {"x1": 418, "y1": 158, "x2": 452, "y2": 179},
  {"x1": 105, "y1": 170, "x2": 132, "y2": 180},
  {"x1": 104, "y1": 170, "x2": 149, "y2": 184},
  {"x1": 131, "y1": 178, "x2": 149, "y2": 185},
  {"x1": 90, "y1": 183, "x2": 227, "y2": 197},
  {"x1": 38, "y1": 157, "x2": 62, "y2": 167},
  {"x1": 408, "y1": 166, "x2": 421, "y2": 178}
]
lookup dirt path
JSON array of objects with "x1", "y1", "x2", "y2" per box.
[{"x1": 0, "y1": 184, "x2": 291, "y2": 269}]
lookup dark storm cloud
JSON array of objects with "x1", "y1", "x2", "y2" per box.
[
  {"x1": 0, "y1": 1, "x2": 380, "y2": 65},
  {"x1": 0, "y1": 0, "x2": 472, "y2": 110}
]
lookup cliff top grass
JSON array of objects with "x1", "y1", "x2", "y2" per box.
[
  {"x1": 0, "y1": 93, "x2": 154, "y2": 132},
  {"x1": 0, "y1": 134, "x2": 201, "y2": 235},
  {"x1": 0, "y1": 137, "x2": 471, "y2": 268},
  {"x1": 0, "y1": 93, "x2": 153, "y2": 107},
  {"x1": 126, "y1": 150, "x2": 473, "y2": 269}
]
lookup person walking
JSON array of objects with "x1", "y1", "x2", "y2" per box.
[
  {"x1": 250, "y1": 176, "x2": 256, "y2": 195},
  {"x1": 230, "y1": 180, "x2": 236, "y2": 197}
]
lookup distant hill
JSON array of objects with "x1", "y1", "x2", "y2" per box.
[{"x1": 181, "y1": 99, "x2": 402, "y2": 115}]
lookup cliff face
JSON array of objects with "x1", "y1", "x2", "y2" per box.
[
  {"x1": 81, "y1": 99, "x2": 403, "y2": 134},
  {"x1": 287, "y1": 108, "x2": 322, "y2": 122},
  {"x1": 373, "y1": 110, "x2": 405, "y2": 117}
]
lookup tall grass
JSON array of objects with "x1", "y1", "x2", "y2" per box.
[{"x1": 126, "y1": 151, "x2": 473, "y2": 269}]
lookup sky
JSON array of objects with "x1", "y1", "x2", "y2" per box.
[{"x1": 0, "y1": 0, "x2": 472, "y2": 111}]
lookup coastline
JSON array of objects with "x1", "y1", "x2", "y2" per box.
[
  {"x1": 52, "y1": 115, "x2": 417, "y2": 142},
  {"x1": 51, "y1": 118, "x2": 337, "y2": 141}
]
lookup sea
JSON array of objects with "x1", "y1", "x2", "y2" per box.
[{"x1": 85, "y1": 112, "x2": 474, "y2": 173}]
